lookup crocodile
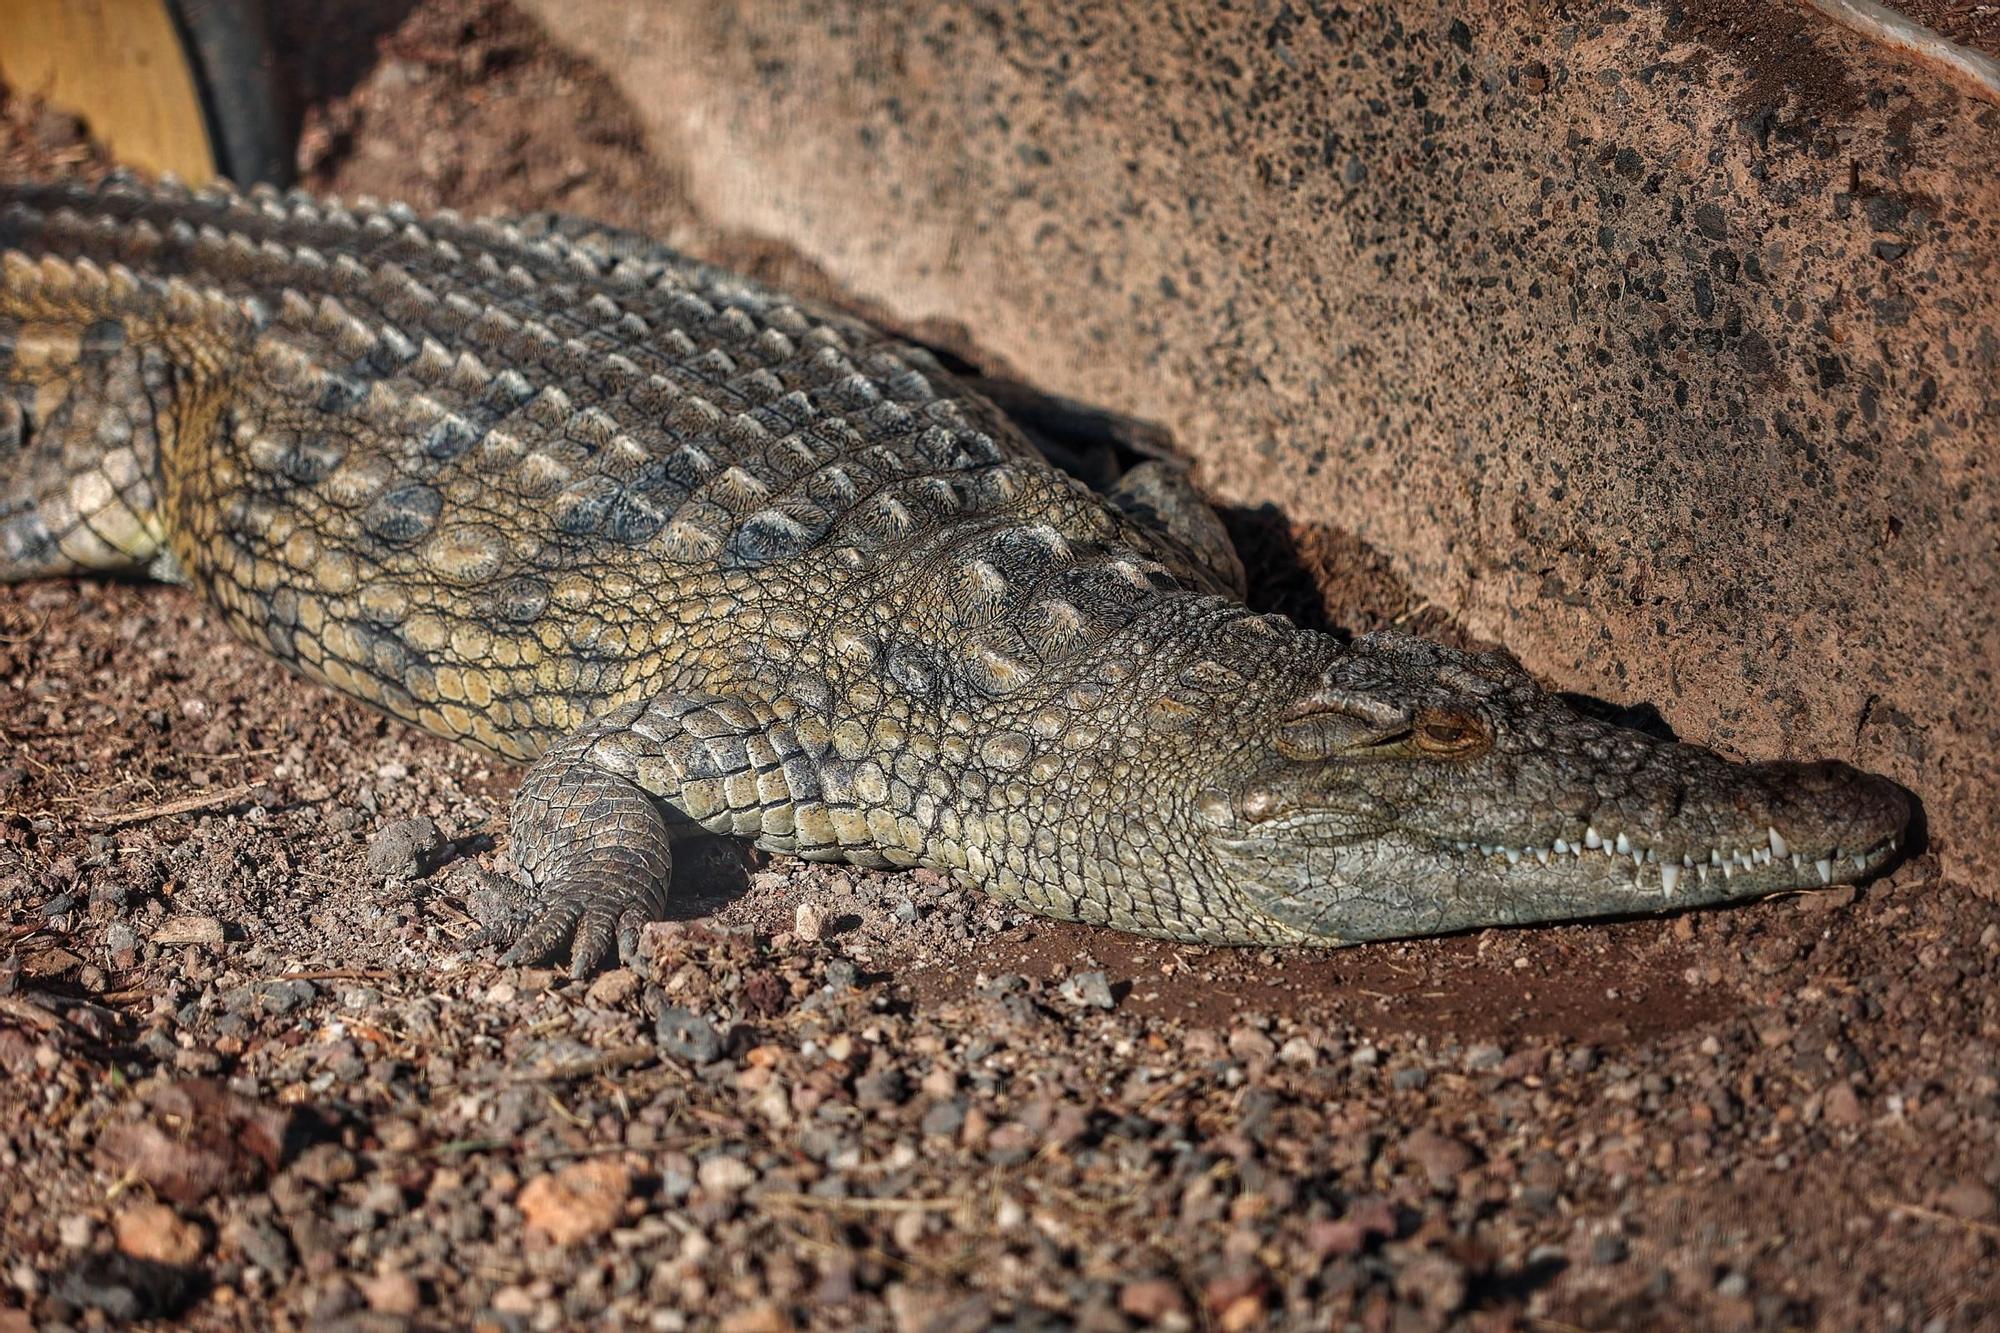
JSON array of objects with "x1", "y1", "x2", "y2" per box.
[{"x1": 0, "y1": 177, "x2": 1910, "y2": 974}]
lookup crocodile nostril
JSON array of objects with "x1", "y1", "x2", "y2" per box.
[
  {"x1": 1194, "y1": 787, "x2": 1234, "y2": 827},
  {"x1": 1762, "y1": 761, "x2": 1912, "y2": 849}
]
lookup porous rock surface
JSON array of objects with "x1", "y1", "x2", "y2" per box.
[{"x1": 522, "y1": 0, "x2": 2000, "y2": 887}]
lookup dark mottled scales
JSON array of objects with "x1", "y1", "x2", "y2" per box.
[{"x1": 0, "y1": 178, "x2": 1911, "y2": 976}]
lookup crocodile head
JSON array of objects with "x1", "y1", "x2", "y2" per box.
[{"x1": 1192, "y1": 629, "x2": 1910, "y2": 942}]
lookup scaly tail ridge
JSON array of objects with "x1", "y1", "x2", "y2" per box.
[{"x1": 0, "y1": 228, "x2": 173, "y2": 581}]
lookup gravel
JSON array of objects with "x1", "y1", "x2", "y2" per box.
[{"x1": 1, "y1": 10, "x2": 1997, "y2": 1330}]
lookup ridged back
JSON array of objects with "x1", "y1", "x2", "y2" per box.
[{"x1": 0, "y1": 179, "x2": 1247, "y2": 764}]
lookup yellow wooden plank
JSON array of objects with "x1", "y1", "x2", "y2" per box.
[{"x1": 0, "y1": 0, "x2": 216, "y2": 181}]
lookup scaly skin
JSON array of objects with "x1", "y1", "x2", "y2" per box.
[{"x1": 0, "y1": 178, "x2": 1910, "y2": 973}]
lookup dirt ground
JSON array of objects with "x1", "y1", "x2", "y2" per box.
[{"x1": 2, "y1": 3, "x2": 1998, "y2": 1329}]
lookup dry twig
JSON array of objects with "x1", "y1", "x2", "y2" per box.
[
  {"x1": 756, "y1": 1191, "x2": 965, "y2": 1215},
  {"x1": 88, "y1": 783, "x2": 258, "y2": 827},
  {"x1": 0, "y1": 993, "x2": 65, "y2": 1033},
  {"x1": 1871, "y1": 1195, "x2": 2000, "y2": 1242}
]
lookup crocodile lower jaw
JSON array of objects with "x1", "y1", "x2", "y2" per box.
[{"x1": 1434, "y1": 826, "x2": 1904, "y2": 898}]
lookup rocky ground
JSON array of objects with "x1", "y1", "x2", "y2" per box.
[{"x1": 3, "y1": 3, "x2": 1998, "y2": 1329}]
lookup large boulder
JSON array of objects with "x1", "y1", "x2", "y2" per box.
[{"x1": 525, "y1": 0, "x2": 1999, "y2": 886}]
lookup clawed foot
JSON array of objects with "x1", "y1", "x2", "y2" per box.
[
  {"x1": 485, "y1": 701, "x2": 690, "y2": 976},
  {"x1": 462, "y1": 868, "x2": 661, "y2": 977}
]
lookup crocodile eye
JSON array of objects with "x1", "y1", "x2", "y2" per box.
[
  {"x1": 1414, "y1": 708, "x2": 1487, "y2": 757},
  {"x1": 1276, "y1": 711, "x2": 1375, "y2": 760}
]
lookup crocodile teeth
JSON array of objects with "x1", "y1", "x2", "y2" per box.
[{"x1": 1450, "y1": 826, "x2": 1898, "y2": 887}]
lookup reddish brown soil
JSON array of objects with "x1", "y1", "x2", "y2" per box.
[
  {"x1": 2, "y1": 5, "x2": 1997, "y2": 1330},
  {"x1": 1875, "y1": 0, "x2": 2000, "y2": 59}
]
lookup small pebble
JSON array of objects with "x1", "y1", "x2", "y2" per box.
[
  {"x1": 55, "y1": 1254, "x2": 199, "y2": 1321},
  {"x1": 365, "y1": 816, "x2": 449, "y2": 880},
  {"x1": 854, "y1": 1067, "x2": 908, "y2": 1108},
  {"x1": 656, "y1": 1007, "x2": 722, "y2": 1064},
  {"x1": 112, "y1": 1203, "x2": 206, "y2": 1266},
  {"x1": 292, "y1": 1144, "x2": 359, "y2": 1188},
  {"x1": 793, "y1": 901, "x2": 829, "y2": 941},
  {"x1": 361, "y1": 1270, "x2": 423, "y2": 1315},
  {"x1": 1119, "y1": 1277, "x2": 1187, "y2": 1320},
  {"x1": 1394, "y1": 1253, "x2": 1468, "y2": 1316},
  {"x1": 1278, "y1": 1036, "x2": 1318, "y2": 1066},
  {"x1": 585, "y1": 968, "x2": 641, "y2": 1008},
  {"x1": 57, "y1": 1214, "x2": 97, "y2": 1250},
  {"x1": 1401, "y1": 1130, "x2": 1476, "y2": 1190},
  {"x1": 1938, "y1": 1181, "x2": 1996, "y2": 1221},
  {"x1": 151, "y1": 915, "x2": 225, "y2": 949},
  {"x1": 105, "y1": 923, "x2": 141, "y2": 964},
  {"x1": 221, "y1": 1217, "x2": 293, "y2": 1279},
  {"x1": 921, "y1": 1099, "x2": 967, "y2": 1138},
  {"x1": 697, "y1": 1155, "x2": 757, "y2": 1193},
  {"x1": 1058, "y1": 970, "x2": 1116, "y2": 1010},
  {"x1": 517, "y1": 1161, "x2": 632, "y2": 1246}
]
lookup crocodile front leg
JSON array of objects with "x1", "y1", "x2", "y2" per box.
[
  {"x1": 492, "y1": 693, "x2": 820, "y2": 973},
  {"x1": 496, "y1": 703, "x2": 687, "y2": 974}
]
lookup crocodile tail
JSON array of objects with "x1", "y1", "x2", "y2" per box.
[{"x1": 0, "y1": 201, "x2": 171, "y2": 581}]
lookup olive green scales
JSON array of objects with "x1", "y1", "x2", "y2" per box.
[{"x1": 0, "y1": 178, "x2": 1909, "y2": 974}]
